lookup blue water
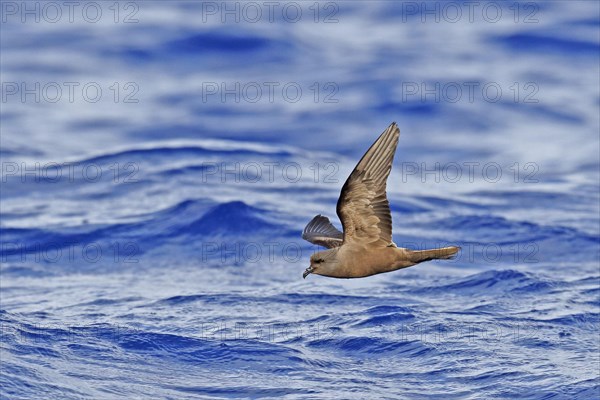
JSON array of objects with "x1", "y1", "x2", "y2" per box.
[{"x1": 1, "y1": 1, "x2": 599, "y2": 398}]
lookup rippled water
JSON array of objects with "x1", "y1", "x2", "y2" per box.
[{"x1": 1, "y1": 1, "x2": 599, "y2": 399}]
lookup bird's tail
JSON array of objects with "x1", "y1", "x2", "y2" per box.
[{"x1": 408, "y1": 246, "x2": 460, "y2": 263}]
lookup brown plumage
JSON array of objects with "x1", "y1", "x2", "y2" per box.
[{"x1": 301, "y1": 122, "x2": 459, "y2": 279}]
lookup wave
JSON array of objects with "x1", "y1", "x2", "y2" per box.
[
  {"x1": 0, "y1": 200, "x2": 292, "y2": 269},
  {"x1": 413, "y1": 269, "x2": 562, "y2": 295}
]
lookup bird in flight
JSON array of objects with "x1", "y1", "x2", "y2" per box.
[{"x1": 302, "y1": 122, "x2": 459, "y2": 279}]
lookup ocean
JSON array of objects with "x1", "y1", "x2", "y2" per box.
[{"x1": 1, "y1": 1, "x2": 599, "y2": 398}]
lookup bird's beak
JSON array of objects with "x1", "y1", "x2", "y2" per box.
[{"x1": 303, "y1": 266, "x2": 314, "y2": 279}]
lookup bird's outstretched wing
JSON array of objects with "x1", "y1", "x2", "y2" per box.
[
  {"x1": 302, "y1": 214, "x2": 343, "y2": 248},
  {"x1": 336, "y1": 122, "x2": 399, "y2": 248}
]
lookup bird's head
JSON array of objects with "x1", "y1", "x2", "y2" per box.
[{"x1": 304, "y1": 249, "x2": 338, "y2": 279}]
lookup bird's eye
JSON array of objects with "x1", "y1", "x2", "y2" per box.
[{"x1": 315, "y1": 259, "x2": 324, "y2": 264}]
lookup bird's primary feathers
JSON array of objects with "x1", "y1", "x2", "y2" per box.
[{"x1": 301, "y1": 122, "x2": 459, "y2": 279}]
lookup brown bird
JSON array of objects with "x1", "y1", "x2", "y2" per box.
[{"x1": 302, "y1": 122, "x2": 459, "y2": 279}]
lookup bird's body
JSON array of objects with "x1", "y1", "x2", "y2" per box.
[
  {"x1": 309, "y1": 246, "x2": 408, "y2": 279},
  {"x1": 302, "y1": 122, "x2": 459, "y2": 279},
  {"x1": 306, "y1": 243, "x2": 460, "y2": 279}
]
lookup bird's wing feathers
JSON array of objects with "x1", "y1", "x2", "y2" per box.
[
  {"x1": 302, "y1": 214, "x2": 343, "y2": 248},
  {"x1": 336, "y1": 122, "x2": 400, "y2": 247}
]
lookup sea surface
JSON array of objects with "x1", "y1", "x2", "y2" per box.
[{"x1": 1, "y1": 1, "x2": 599, "y2": 399}]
